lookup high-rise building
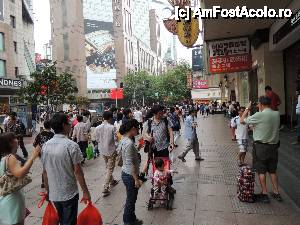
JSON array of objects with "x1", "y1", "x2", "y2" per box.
[
  {"x1": 0, "y1": 0, "x2": 35, "y2": 113},
  {"x1": 51, "y1": 0, "x2": 162, "y2": 101},
  {"x1": 50, "y1": 0, "x2": 87, "y2": 95}
]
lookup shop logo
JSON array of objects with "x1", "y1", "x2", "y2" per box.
[{"x1": 0, "y1": 78, "x2": 23, "y2": 88}]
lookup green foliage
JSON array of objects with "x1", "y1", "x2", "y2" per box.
[
  {"x1": 17, "y1": 63, "x2": 78, "y2": 112},
  {"x1": 123, "y1": 62, "x2": 191, "y2": 105}
]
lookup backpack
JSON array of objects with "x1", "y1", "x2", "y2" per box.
[{"x1": 237, "y1": 165, "x2": 255, "y2": 203}]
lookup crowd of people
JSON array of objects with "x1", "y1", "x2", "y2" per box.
[
  {"x1": 0, "y1": 85, "x2": 287, "y2": 224},
  {"x1": 0, "y1": 103, "x2": 206, "y2": 225}
]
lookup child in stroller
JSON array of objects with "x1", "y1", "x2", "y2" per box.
[{"x1": 147, "y1": 157, "x2": 175, "y2": 210}]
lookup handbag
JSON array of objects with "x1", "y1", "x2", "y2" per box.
[
  {"x1": 0, "y1": 155, "x2": 32, "y2": 197},
  {"x1": 115, "y1": 153, "x2": 123, "y2": 167}
]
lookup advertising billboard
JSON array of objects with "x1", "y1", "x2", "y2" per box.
[
  {"x1": 83, "y1": 0, "x2": 117, "y2": 89},
  {"x1": 208, "y1": 37, "x2": 251, "y2": 74},
  {"x1": 193, "y1": 79, "x2": 208, "y2": 89}
]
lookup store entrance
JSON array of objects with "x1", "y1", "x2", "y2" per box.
[{"x1": 284, "y1": 40, "x2": 300, "y2": 127}]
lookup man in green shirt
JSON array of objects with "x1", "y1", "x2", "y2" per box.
[{"x1": 241, "y1": 96, "x2": 282, "y2": 203}]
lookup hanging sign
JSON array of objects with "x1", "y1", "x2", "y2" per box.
[{"x1": 177, "y1": 13, "x2": 199, "y2": 48}]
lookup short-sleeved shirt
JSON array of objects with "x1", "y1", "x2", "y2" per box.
[
  {"x1": 95, "y1": 121, "x2": 117, "y2": 156},
  {"x1": 41, "y1": 134, "x2": 83, "y2": 202},
  {"x1": 144, "y1": 117, "x2": 173, "y2": 151},
  {"x1": 231, "y1": 116, "x2": 249, "y2": 140},
  {"x1": 245, "y1": 108, "x2": 280, "y2": 144},
  {"x1": 184, "y1": 115, "x2": 197, "y2": 140},
  {"x1": 119, "y1": 136, "x2": 140, "y2": 175},
  {"x1": 267, "y1": 91, "x2": 281, "y2": 111}
]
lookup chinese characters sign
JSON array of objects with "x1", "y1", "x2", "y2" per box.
[
  {"x1": 208, "y1": 37, "x2": 251, "y2": 74},
  {"x1": 193, "y1": 80, "x2": 208, "y2": 89}
]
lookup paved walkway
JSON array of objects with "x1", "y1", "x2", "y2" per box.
[{"x1": 22, "y1": 115, "x2": 300, "y2": 225}]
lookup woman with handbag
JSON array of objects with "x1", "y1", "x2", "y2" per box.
[{"x1": 0, "y1": 132, "x2": 41, "y2": 225}]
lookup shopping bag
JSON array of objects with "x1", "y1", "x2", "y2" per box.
[
  {"x1": 77, "y1": 201, "x2": 103, "y2": 225},
  {"x1": 38, "y1": 192, "x2": 59, "y2": 225},
  {"x1": 86, "y1": 144, "x2": 94, "y2": 160},
  {"x1": 42, "y1": 202, "x2": 59, "y2": 225}
]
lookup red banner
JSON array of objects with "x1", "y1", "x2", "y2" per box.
[
  {"x1": 193, "y1": 80, "x2": 208, "y2": 89},
  {"x1": 110, "y1": 88, "x2": 124, "y2": 99},
  {"x1": 209, "y1": 53, "x2": 252, "y2": 74}
]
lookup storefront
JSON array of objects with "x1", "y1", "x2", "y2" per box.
[
  {"x1": 0, "y1": 78, "x2": 23, "y2": 114},
  {"x1": 270, "y1": 1, "x2": 300, "y2": 124}
]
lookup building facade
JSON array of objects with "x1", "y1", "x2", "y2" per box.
[
  {"x1": 0, "y1": 0, "x2": 35, "y2": 114},
  {"x1": 51, "y1": 0, "x2": 162, "y2": 101},
  {"x1": 201, "y1": 0, "x2": 297, "y2": 114},
  {"x1": 50, "y1": 0, "x2": 87, "y2": 96}
]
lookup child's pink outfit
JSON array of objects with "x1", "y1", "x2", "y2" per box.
[{"x1": 153, "y1": 169, "x2": 171, "y2": 199}]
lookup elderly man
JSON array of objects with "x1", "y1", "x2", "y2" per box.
[{"x1": 241, "y1": 96, "x2": 282, "y2": 203}]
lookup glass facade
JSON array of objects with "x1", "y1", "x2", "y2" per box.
[{"x1": 132, "y1": 0, "x2": 150, "y2": 47}]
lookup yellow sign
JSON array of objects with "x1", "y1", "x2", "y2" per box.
[{"x1": 177, "y1": 15, "x2": 199, "y2": 48}]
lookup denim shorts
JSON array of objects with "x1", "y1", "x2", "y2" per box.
[{"x1": 237, "y1": 139, "x2": 248, "y2": 153}]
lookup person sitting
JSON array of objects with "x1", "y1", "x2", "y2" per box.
[{"x1": 153, "y1": 158, "x2": 172, "y2": 201}]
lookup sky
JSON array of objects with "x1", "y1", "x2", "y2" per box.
[{"x1": 32, "y1": 0, "x2": 201, "y2": 65}]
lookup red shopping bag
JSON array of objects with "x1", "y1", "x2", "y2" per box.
[
  {"x1": 38, "y1": 192, "x2": 59, "y2": 225},
  {"x1": 42, "y1": 202, "x2": 59, "y2": 225},
  {"x1": 77, "y1": 201, "x2": 103, "y2": 225}
]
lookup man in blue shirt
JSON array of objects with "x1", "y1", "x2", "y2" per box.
[{"x1": 178, "y1": 109, "x2": 204, "y2": 162}]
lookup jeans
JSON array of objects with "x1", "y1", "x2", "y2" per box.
[
  {"x1": 53, "y1": 194, "x2": 79, "y2": 225},
  {"x1": 298, "y1": 115, "x2": 300, "y2": 141},
  {"x1": 122, "y1": 172, "x2": 138, "y2": 225},
  {"x1": 78, "y1": 141, "x2": 88, "y2": 159}
]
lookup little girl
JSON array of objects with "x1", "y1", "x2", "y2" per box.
[{"x1": 153, "y1": 158, "x2": 172, "y2": 200}]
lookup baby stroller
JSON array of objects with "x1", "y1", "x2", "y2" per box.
[{"x1": 147, "y1": 157, "x2": 175, "y2": 210}]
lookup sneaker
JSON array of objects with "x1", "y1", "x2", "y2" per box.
[
  {"x1": 195, "y1": 157, "x2": 204, "y2": 161},
  {"x1": 178, "y1": 155, "x2": 186, "y2": 162},
  {"x1": 271, "y1": 192, "x2": 283, "y2": 202},
  {"x1": 139, "y1": 173, "x2": 147, "y2": 182},
  {"x1": 110, "y1": 180, "x2": 119, "y2": 188},
  {"x1": 260, "y1": 194, "x2": 270, "y2": 203},
  {"x1": 134, "y1": 219, "x2": 143, "y2": 225},
  {"x1": 102, "y1": 189, "x2": 111, "y2": 197}
]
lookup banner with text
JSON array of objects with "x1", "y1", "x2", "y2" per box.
[
  {"x1": 208, "y1": 37, "x2": 251, "y2": 74},
  {"x1": 193, "y1": 80, "x2": 208, "y2": 89}
]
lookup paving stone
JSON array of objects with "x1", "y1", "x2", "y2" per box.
[{"x1": 194, "y1": 211, "x2": 238, "y2": 225}]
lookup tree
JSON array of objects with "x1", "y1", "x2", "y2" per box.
[
  {"x1": 122, "y1": 62, "x2": 192, "y2": 106},
  {"x1": 17, "y1": 63, "x2": 78, "y2": 112}
]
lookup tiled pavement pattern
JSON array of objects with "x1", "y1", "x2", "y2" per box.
[{"x1": 22, "y1": 115, "x2": 300, "y2": 225}]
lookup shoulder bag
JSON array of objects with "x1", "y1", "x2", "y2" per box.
[{"x1": 0, "y1": 155, "x2": 32, "y2": 197}]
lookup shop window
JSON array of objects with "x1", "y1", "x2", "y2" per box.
[
  {"x1": 13, "y1": 41, "x2": 17, "y2": 53},
  {"x1": 10, "y1": 16, "x2": 16, "y2": 28},
  {"x1": 0, "y1": 60, "x2": 6, "y2": 77},
  {"x1": 0, "y1": 33, "x2": 4, "y2": 51}
]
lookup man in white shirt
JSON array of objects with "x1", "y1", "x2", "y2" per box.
[
  {"x1": 72, "y1": 115, "x2": 89, "y2": 163},
  {"x1": 95, "y1": 111, "x2": 118, "y2": 197},
  {"x1": 134, "y1": 107, "x2": 143, "y2": 133},
  {"x1": 42, "y1": 113, "x2": 90, "y2": 225},
  {"x1": 231, "y1": 107, "x2": 249, "y2": 166}
]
